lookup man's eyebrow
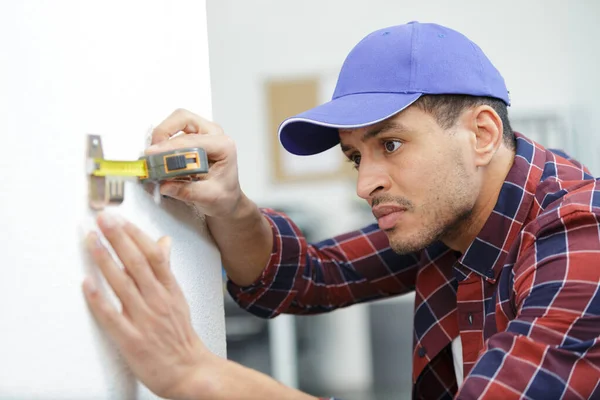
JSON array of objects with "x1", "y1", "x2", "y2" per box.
[
  {"x1": 362, "y1": 122, "x2": 409, "y2": 142},
  {"x1": 340, "y1": 143, "x2": 353, "y2": 153},
  {"x1": 340, "y1": 122, "x2": 409, "y2": 153}
]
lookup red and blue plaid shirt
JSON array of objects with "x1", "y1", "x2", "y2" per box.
[{"x1": 228, "y1": 132, "x2": 600, "y2": 399}]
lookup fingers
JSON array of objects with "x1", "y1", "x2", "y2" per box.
[
  {"x1": 96, "y1": 213, "x2": 182, "y2": 300},
  {"x1": 97, "y1": 214, "x2": 160, "y2": 301},
  {"x1": 150, "y1": 108, "x2": 223, "y2": 145},
  {"x1": 82, "y1": 278, "x2": 138, "y2": 347},
  {"x1": 85, "y1": 231, "x2": 149, "y2": 320},
  {"x1": 145, "y1": 132, "x2": 235, "y2": 164},
  {"x1": 144, "y1": 109, "x2": 241, "y2": 218},
  {"x1": 157, "y1": 236, "x2": 172, "y2": 262},
  {"x1": 122, "y1": 221, "x2": 174, "y2": 289}
]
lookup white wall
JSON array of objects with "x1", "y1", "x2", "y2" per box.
[
  {"x1": 0, "y1": 1, "x2": 225, "y2": 399},
  {"x1": 566, "y1": 0, "x2": 600, "y2": 173}
]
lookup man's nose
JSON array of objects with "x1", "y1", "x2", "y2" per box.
[{"x1": 356, "y1": 162, "x2": 391, "y2": 200}]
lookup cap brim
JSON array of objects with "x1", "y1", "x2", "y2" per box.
[{"x1": 278, "y1": 92, "x2": 422, "y2": 155}]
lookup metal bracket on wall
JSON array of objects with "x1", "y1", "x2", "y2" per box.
[{"x1": 87, "y1": 134, "x2": 125, "y2": 210}]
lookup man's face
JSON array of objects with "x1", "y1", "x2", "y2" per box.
[{"x1": 339, "y1": 105, "x2": 479, "y2": 254}]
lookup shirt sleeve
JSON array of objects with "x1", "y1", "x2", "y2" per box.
[
  {"x1": 227, "y1": 208, "x2": 421, "y2": 318},
  {"x1": 456, "y1": 208, "x2": 600, "y2": 399}
]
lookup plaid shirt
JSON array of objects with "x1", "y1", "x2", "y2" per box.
[{"x1": 228, "y1": 132, "x2": 600, "y2": 399}]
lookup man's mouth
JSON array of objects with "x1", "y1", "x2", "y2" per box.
[{"x1": 372, "y1": 204, "x2": 407, "y2": 230}]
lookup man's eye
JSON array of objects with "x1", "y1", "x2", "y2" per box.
[
  {"x1": 384, "y1": 140, "x2": 402, "y2": 153},
  {"x1": 350, "y1": 154, "x2": 361, "y2": 168}
]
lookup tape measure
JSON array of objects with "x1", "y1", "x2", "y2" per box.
[{"x1": 91, "y1": 148, "x2": 209, "y2": 183}]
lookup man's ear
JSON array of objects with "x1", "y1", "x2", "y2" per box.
[{"x1": 470, "y1": 105, "x2": 503, "y2": 167}]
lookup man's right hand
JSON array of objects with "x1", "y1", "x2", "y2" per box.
[
  {"x1": 148, "y1": 109, "x2": 274, "y2": 287},
  {"x1": 146, "y1": 108, "x2": 243, "y2": 219}
]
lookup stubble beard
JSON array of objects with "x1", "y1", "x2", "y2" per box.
[
  {"x1": 385, "y1": 161, "x2": 476, "y2": 255},
  {"x1": 386, "y1": 204, "x2": 473, "y2": 255}
]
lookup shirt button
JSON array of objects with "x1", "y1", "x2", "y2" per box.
[
  {"x1": 468, "y1": 313, "x2": 473, "y2": 325},
  {"x1": 418, "y1": 347, "x2": 426, "y2": 358}
]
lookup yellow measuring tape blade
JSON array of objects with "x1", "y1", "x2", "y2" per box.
[{"x1": 92, "y1": 158, "x2": 148, "y2": 178}]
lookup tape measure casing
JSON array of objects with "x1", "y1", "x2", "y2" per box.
[{"x1": 141, "y1": 148, "x2": 209, "y2": 183}]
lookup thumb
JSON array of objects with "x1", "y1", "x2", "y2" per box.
[
  {"x1": 159, "y1": 181, "x2": 188, "y2": 200},
  {"x1": 160, "y1": 180, "x2": 218, "y2": 204}
]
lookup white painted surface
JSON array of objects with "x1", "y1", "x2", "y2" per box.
[
  {"x1": 309, "y1": 305, "x2": 374, "y2": 392},
  {"x1": 268, "y1": 315, "x2": 299, "y2": 388},
  {"x1": 0, "y1": 1, "x2": 226, "y2": 399}
]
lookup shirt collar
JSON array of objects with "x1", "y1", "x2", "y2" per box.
[{"x1": 458, "y1": 133, "x2": 545, "y2": 281}]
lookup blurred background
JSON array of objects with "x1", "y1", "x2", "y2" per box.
[{"x1": 205, "y1": 1, "x2": 600, "y2": 399}]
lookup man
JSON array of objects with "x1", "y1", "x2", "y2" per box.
[{"x1": 83, "y1": 22, "x2": 600, "y2": 399}]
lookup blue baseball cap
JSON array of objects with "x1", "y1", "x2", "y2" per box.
[{"x1": 278, "y1": 22, "x2": 510, "y2": 156}]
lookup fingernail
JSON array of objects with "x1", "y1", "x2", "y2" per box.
[
  {"x1": 83, "y1": 278, "x2": 97, "y2": 294},
  {"x1": 99, "y1": 213, "x2": 124, "y2": 229},
  {"x1": 164, "y1": 236, "x2": 172, "y2": 252},
  {"x1": 86, "y1": 232, "x2": 102, "y2": 249},
  {"x1": 146, "y1": 144, "x2": 159, "y2": 153}
]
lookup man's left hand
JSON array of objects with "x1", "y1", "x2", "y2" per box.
[{"x1": 82, "y1": 213, "x2": 212, "y2": 400}]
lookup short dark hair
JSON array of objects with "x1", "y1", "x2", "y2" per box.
[{"x1": 413, "y1": 94, "x2": 515, "y2": 150}]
